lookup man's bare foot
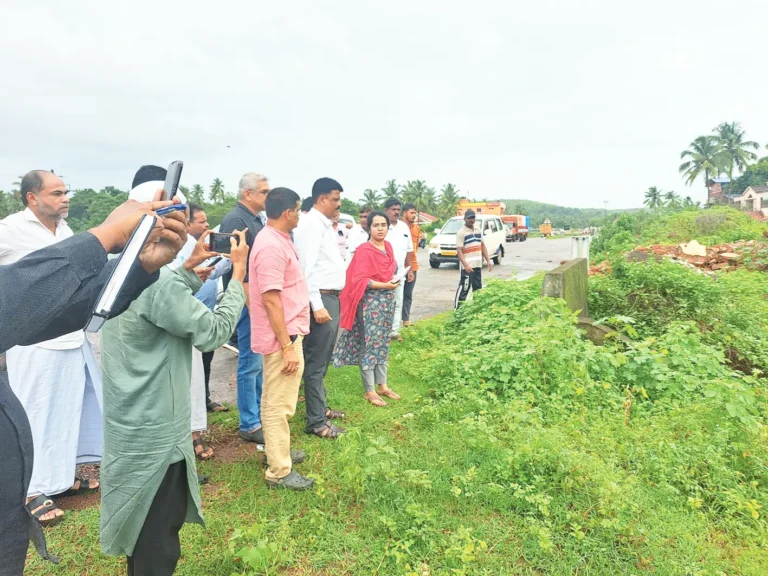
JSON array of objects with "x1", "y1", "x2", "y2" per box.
[
  {"x1": 364, "y1": 391, "x2": 387, "y2": 407},
  {"x1": 377, "y1": 385, "x2": 401, "y2": 400},
  {"x1": 193, "y1": 432, "x2": 214, "y2": 460}
]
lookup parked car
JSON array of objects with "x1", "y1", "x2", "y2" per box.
[{"x1": 428, "y1": 215, "x2": 506, "y2": 269}]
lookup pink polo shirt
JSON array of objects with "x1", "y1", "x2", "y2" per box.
[{"x1": 249, "y1": 225, "x2": 310, "y2": 355}]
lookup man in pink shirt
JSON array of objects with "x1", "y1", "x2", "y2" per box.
[{"x1": 249, "y1": 187, "x2": 313, "y2": 490}]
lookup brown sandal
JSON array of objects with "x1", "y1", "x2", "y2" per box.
[
  {"x1": 364, "y1": 392, "x2": 387, "y2": 407},
  {"x1": 325, "y1": 408, "x2": 345, "y2": 420},
  {"x1": 193, "y1": 437, "x2": 214, "y2": 461},
  {"x1": 307, "y1": 423, "x2": 347, "y2": 439},
  {"x1": 377, "y1": 386, "x2": 401, "y2": 400}
]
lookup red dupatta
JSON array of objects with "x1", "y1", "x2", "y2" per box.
[{"x1": 339, "y1": 241, "x2": 397, "y2": 331}]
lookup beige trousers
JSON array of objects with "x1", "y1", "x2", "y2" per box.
[{"x1": 262, "y1": 336, "x2": 305, "y2": 480}]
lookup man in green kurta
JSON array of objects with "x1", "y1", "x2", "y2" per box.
[{"x1": 100, "y1": 228, "x2": 248, "y2": 576}]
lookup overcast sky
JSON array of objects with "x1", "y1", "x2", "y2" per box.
[{"x1": 1, "y1": 0, "x2": 765, "y2": 209}]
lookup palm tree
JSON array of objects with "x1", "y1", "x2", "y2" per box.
[
  {"x1": 381, "y1": 179, "x2": 401, "y2": 199},
  {"x1": 423, "y1": 186, "x2": 437, "y2": 213},
  {"x1": 679, "y1": 136, "x2": 729, "y2": 189},
  {"x1": 682, "y1": 196, "x2": 695, "y2": 208},
  {"x1": 362, "y1": 188, "x2": 381, "y2": 208},
  {"x1": 178, "y1": 185, "x2": 190, "y2": 201},
  {"x1": 402, "y1": 180, "x2": 429, "y2": 213},
  {"x1": 644, "y1": 186, "x2": 663, "y2": 210},
  {"x1": 664, "y1": 190, "x2": 681, "y2": 208},
  {"x1": 713, "y1": 121, "x2": 759, "y2": 178},
  {"x1": 209, "y1": 178, "x2": 226, "y2": 204},
  {"x1": 438, "y1": 183, "x2": 460, "y2": 219},
  {"x1": 190, "y1": 184, "x2": 206, "y2": 205}
]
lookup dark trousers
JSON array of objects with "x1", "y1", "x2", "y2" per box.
[
  {"x1": 454, "y1": 268, "x2": 482, "y2": 309},
  {"x1": 127, "y1": 461, "x2": 188, "y2": 576},
  {"x1": 303, "y1": 294, "x2": 340, "y2": 432},
  {"x1": 202, "y1": 351, "x2": 214, "y2": 405},
  {"x1": 0, "y1": 372, "x2": 35, "y2": 576},
  {"x1": 402, "y1": 271, "x2": 418, "y2": 322}
]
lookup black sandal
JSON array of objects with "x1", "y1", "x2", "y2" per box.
[
  {"x1": 58, "y1": 477, "x2": 99, "y2": 498},
  {"x1": 325, "y1": 408, "x2": 345, "y2": 420},
  {"x1": 307, "y1": 423, "x2": 347, "y2": 439},
  {"x1": 193, "y1": 437, "x2": 214, "y2": 461},
  {"x1": 206, "y1": 401, "x2": 229, "y2": 413},
  {"x1": 26, "y1": 495, "x2": 63, "y2": 527}
]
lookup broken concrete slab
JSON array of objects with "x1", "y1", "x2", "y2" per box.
[{"x1": 680, "y1": 240, "x2": 707, "y2": 257}]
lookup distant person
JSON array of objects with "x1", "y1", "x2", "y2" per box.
[
  {"x1": 454, "y1": 209, "x2": 492, "y2": 309},
  {"x1": 346, "y1": 205, "x2": 372, "y2": 259},
  {"x1": 220, "y1": 173, "x2": 269, "y2": 444},
  {"x1": 293, "y1": 177, "x2": 347, "y2": 439},
  {"x1": 300, "y1": 196, "x2": 314, "y2": 215},
  {"x1": 333, "y1": 211, "x2": 401, "y2": 406},
  {"x1": 249, "y1": 187, "x2": 313, "y2": 490},
  {"x1": 100, "y1": 223, "x2": 248, "y2": 575},
  {"x1": 0, "y1": 194, "x2": 187, "y2": 575},
  {"x1": 332, "y1": 215, "x2": 349, "y2": 260},
  {"x1": 188, "y1": 203, "x2": 230, "y2": 413},
  {"x1": 0, "y1": 170, "x2": 103, "y2": 529},
  {"x1": 400, "y1": 202, "x2": 420, "y2": 326},
  {"x1": 384, "y1": 197, "x2": 414, "y2": 340}
]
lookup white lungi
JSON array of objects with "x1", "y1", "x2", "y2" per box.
[
  {"x1": 190, "y1": 347, "x2": 207, "y2": 433},
  {"x1": 6, "y1": 339, "x2": 103, "y2": 497},
  {"x1": 391, "y1": 282, "x2": 405, "y2": 335}
]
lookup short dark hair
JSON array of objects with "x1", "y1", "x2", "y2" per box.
[
  {"x1": 20, "y1": 170, "x2": 51, "y2": 206},
  {"x1": 383, "y1": 197, "x2": 401, "y2": 210},
  {"x1": 311, "y1": 177, "x2": 343, "y2": 202},
  {"x1": 189, "y1": 203, "x2": 204, "y2": 222},
  {"x1": 367, "y1": 210, "x2": 390, "y2": 230},
  {"x1": 358, "y1": 205, "x2": 373, "y2": 214},
  {"x1": 132, "y1": 165, "x2": 167, "y2": 189},
  {"x1": 301, "y1": 197, "x2": 314, "y2": 212},
  {"x1": 266, "y1": 187, "x2": 301, "y2": 219},
  {"x1": 402, "y1": 202, "x2": 416, "y2": 212}
]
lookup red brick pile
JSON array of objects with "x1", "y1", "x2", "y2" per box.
[{"x1": 589, "y1": 240, "x2": 765, "y2": 276}]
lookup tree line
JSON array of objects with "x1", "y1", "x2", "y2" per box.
[{"x1": 357, "y1": 179, "x2": 462, "y2": 221}]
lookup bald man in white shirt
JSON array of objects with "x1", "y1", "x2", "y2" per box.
[{"x1": 0, "y1": 170, "x2": 103, "y2": 526}]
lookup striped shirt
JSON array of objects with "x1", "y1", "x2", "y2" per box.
[{"x1": 456, "y1": 224, "x2": 483, "y2": 268}]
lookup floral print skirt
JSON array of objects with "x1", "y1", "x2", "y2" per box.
[{"x1": 332, "y1": 289, "x2": 395, "y2": 369}]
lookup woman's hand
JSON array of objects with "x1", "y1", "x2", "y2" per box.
[
  {"x1": 371, "y1": 281, "x2": 399, "y2": 290},
  {"x1": 229, "y1": 229, "x2": 249, "y2": 283}
]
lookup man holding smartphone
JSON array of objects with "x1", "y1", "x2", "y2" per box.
[{"x1": 220, "y1": 172, "x2": 269, "y2": 444}]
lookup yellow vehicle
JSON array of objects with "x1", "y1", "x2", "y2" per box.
[{"x1": 539, "y1": 218, "x2": 553, "y2": 237}]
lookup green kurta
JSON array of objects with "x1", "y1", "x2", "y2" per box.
[{"x1": 99, "y1": 266, "x2": 245, "y2": 556}]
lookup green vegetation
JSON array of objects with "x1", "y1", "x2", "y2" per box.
[
  {"x1": 590, "y1": 205, "x2": 767, "y2": 261},
  {"x1": 498, "y1": 199, "x2": 634, "y2": 229},
  {"x1": 28, "y1": 254, "x2": 768, "y2": 574}
]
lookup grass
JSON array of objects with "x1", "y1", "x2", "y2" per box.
[{"x1": 27, "y1": 304, "x2": 768, "y2": 575}]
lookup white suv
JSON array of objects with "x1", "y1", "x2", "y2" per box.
[{"x1": 428, "y1": 215, "x2": 506, "y2": 269}]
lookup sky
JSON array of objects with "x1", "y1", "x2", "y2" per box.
[{"x1": 1, "y1": 0, "x2": 766, "y2": 209}]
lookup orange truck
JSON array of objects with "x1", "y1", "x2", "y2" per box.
[{"x1": 501, "y1": 214, "x2": 529, "y2": 242}]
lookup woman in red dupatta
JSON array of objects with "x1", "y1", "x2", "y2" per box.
[{"x1": 332, "y1": 212, "x2": 402, "y2": 407}]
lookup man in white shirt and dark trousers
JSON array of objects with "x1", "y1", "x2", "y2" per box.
[
  {"x1": 293, "y1": 178, "x2": 348, "y2": 439},
  {"x1": 384, "y1": 198, "x2": 415, "y2": 340},
  {"x1": 345, "y1": 205, "x2": 372, "y2": 261}
]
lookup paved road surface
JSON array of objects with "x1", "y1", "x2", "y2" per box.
[{"x1": 91, "y1": 237, "x2": 572, "y2": 406}]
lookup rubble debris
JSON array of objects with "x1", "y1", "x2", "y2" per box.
[{"x1": 680, "y1": 240, "x2": 707, "y2": 257}]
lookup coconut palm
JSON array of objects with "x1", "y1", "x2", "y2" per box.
[
  {"x1": 402, "y1": 180, "x2": 429, "y2": 213},
  {"x1": 381, "y1": 179, "x2": 401, "y2": 199},
  {"x1": 644, "y1": 186, "x2": 663, "y2": 210},
  {"x1": 362, "y1": 188, "x2": 381, "y2": 208},
  {"x1": 713, "y1": 122, "x2": 759, "y2": 178},
  {"x1": 209, "y1": 178, "x2": 226, "y2": 204},
  {"x1": 664, "y1": 190, "x2": 682, "y2": 209},
  {"x1": 423, "y1": 186, "x2": 437, "y2": 213},
  {"x1": 682, "y1": 196, "x2": 696, "y2": 208},
  {"x1": 190, "y1": 184, "x2": 206, "y2": 205},
  {"x1": 438, "y1": 183, "x2": 460, "y2": 219},
  {"x1": 679, "y1": 136, "x2": 729, "y2": 188}
]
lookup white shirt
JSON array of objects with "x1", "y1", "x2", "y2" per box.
[
  {"x1": 346, "y1": 225, "x2": 369, "y2": 260},
  {"x1": 386, "y1": 219, "x2": 414, "y2": 270},
  {"x1": 293, "y1": 208, "x2": 346, "y2": 311},
  {"x1": 0, "y1": 208, "x2": 84, "y2": 349}
]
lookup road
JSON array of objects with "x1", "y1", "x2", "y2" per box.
[{"x1": 90, "y1": 237, "x2": 572, "y2": 406}]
